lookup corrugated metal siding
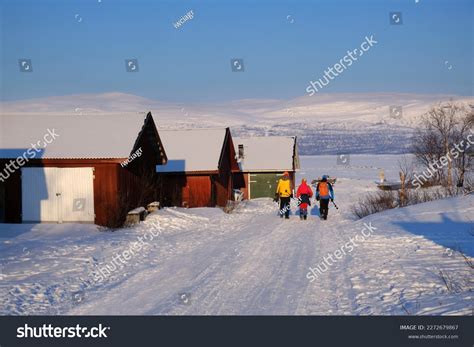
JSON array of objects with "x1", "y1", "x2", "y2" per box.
[
  {"x1": 234, "y1": 171, "x2": 295, "y2": 199},
  {"x1": 248, "y1": 173, "x2": 280, "y2": 199},
  {"x1": 160, "y1": 175, "x2": 185, "y2": 207},
  {"x1": 160, "y1": 175, "x2": 212, "y2": 208},
  {"x1": 93, "y1": 165, "x2": 119, "y2": 226},
  {"x1": 187, "y1": 176, "x2": 212, "y2": 207},
  {"x1": 21, "y1": 168, "x2": 94, "y2": 223}
]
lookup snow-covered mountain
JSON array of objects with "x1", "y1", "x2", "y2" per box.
[{"x1": 2, "y1": 92, "x2": 473, "y2": 154}]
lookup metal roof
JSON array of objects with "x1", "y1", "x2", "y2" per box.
[
  {"x1": 156, "y1": 128, "x2": 228, "y2": 173},
  {"x1": 233, "y1": 136, "x2": 299, "y2": 172},
  {"x1": 0, "y1": 113, "x2": 157, "y2": 159}
]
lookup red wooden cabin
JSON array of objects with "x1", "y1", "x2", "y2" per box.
[
  {"x1": 156, "y1": 128, "x2": 239, "y2": 208},
  {"x1": 0, "y1": 112, "x2": 167, "y2": 227}
]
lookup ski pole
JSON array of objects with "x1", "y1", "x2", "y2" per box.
[{"x1": 332, "y1": 200, "x2": 339, "y2": 209}]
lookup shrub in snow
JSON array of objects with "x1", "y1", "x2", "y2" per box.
[{"x1": 351, "y1": 186, "x2": 463, "y2": 219}]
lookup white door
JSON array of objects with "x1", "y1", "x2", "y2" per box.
[{"x1": 21, "y1": 167, "x2": 95, "y2": 223}]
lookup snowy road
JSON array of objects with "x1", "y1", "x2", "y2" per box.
[
  {"x1": 1, "y1": 155, "x2": 472, "y2": 315},
  {"x1": 68, "y1": 200, "x2": 324, "y2": 315},
  {"x1": 67, "y1": 195, "x2": 472, "y2": 315}
]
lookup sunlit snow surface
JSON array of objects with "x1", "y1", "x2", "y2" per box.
[{"x1": 0, "y1": 155, "x2": 472, "y2": 315}]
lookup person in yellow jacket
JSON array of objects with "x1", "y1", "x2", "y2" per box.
[{"x1": 274, "y1": 171, "x2": 293, "y2": 219}]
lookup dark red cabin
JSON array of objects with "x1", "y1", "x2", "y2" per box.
[{"x1": 156, "y1": 128, "x2": 239, "y2": 208}]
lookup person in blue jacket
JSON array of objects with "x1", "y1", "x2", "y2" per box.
[{"x1": 315, "y1": 175, "x2": 334, "y2": 220}]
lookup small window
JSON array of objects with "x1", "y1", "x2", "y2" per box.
[{"x1": 238, "y1": 144, "x2": 244, "y2": 159}]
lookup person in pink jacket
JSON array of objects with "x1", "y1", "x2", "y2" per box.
[{"x1": 296, "y1": 178, "x2": 313, "y2": 220}]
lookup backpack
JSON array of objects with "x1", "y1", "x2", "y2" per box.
[
  {"x1": 319, "y1": 182, "x2": 329, "y2": 197},
  {"x1": 299, "y1": 194, "x2": 311, "y2": 206}
]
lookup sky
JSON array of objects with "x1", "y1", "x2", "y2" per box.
[{"x1": 0, "y1": 0, "x2": 473, "y2": 102}]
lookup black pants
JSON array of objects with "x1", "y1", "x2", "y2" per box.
[
  {"x1": 279, "y1": 197, "x2": 291, "y2": 218},
  {"x1": 319, "y1": 199, "x2": 329, "y2": 219}
]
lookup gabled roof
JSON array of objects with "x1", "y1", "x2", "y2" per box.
[
  {"x1": 0, "y1": 112, "x2": 167, "y2": 161},
  {"x1": 233, "y1": 136, "x2": 299, "y2": 172},
  {"x1": 156, "y1": 128, "x2": 228, "y2": 173}
]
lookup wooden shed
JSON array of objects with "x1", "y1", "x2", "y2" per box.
[
  {"x1": 0, "y1": 112, "x2": 167, "y2": 227},
  {"x1": 156, "y1": 128, "x2": 239, "y2": 208},
  {"x1": 233, "y1": 136, "x2": 300, "y2": 199}
]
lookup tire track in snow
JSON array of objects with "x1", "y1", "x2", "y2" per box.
[
  {"x1": 242, "y1": 219, "x2": 318, "y2": 314},
  {"x1": 69, "y1": 203, "x2": 362, "y2": 315},
  {"x1": 68, "y1": 210, "x2": 282, "y2": 314},
  {"x1": 165, "y1": 215, "x2": 293, "y2": 314},
  {"x1": 296, "y1": 219, "x2": 359, "y2": 315}
]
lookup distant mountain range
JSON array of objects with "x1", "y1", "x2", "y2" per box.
[{"x1": 2, "y1": 92, "x2": 473, "y2": 154}]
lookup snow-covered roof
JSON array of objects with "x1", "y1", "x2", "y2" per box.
[
  {"x1": 156, "y1": 128, "x2": 227, "y2": 173},
  {"x1": 233, "y1": 136, "x2": 299, "y2": 172},
  {"x1": 0, "y1": 113, "x2": 154, "y2": 159}
]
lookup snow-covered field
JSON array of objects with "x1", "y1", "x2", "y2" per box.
[
  {"x1": 3, "y1": 92, "x2": 474, "y2": 154},
  {"x1": 0, "y1": 155, "x2": 472, "y2": 315}
]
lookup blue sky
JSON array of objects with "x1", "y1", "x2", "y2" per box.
[{"x1": 0, "y1": 0, "x2": 472, "y2": 102}]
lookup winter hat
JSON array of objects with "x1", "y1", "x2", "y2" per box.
[
  {"x1": 322, "y1": 175, "x2": 328, "y2": 181},
  {"x1": 283, "y1": 171, "x2": 289, "y2": 177}
]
